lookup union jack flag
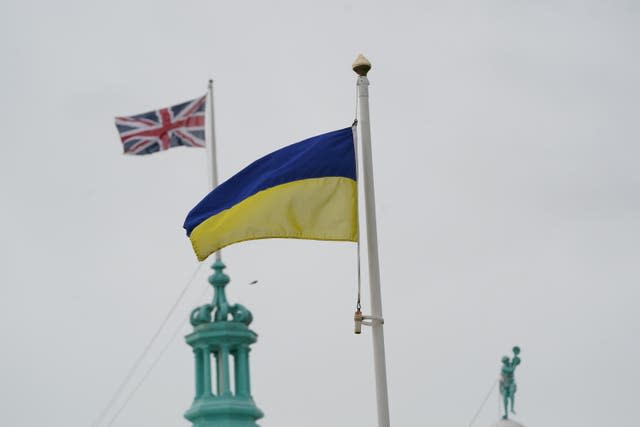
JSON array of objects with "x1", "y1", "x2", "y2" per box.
[{"x1": 115, "y1": 95, "x2": 207, "y2": 155}]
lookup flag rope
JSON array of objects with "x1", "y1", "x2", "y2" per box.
[
  {"x1": 92, "y1": 262, "x2": 204, "y2": 427},
  {"x1": 353, "y1": 86, "x2": 362, "y2": 312},
  {"x1": 467, "y1": 377, "x2": 499, "y2": 427},
  {"x1": 105, "y1": 284, "x2": 210, "y2": 427},
  {"x1": 352, "y1": 121, "x2": 362, "y2": 312},
  {"x1": 106, "y1": 315, "x2": 189, "y2": 426}
]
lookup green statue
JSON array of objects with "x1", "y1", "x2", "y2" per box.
[{"x1": 499, "y1": 346, "x2": 521, "y2": 419}]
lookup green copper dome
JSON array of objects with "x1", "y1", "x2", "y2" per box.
[{"x1": 184, "y1": 260, "x2": 263, "y2": 427}]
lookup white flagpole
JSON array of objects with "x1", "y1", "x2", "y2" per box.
[
  {"x1": 207, "y1": 79, "x2": 222, "y2": 262},
  {"x1": 353, "y1": 54, "x2": 391, "y2": 427}
]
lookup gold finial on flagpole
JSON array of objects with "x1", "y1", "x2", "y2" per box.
[{"x1": 352, "y1": 54, "x2": 372, "y2": 76}]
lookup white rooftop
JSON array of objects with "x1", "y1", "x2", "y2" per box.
[{"x1": 491, "y1": 419, "x2": 525, "y2": 427}]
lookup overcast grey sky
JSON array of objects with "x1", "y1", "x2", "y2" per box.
[{"x1": 1, "y1": 1, "x2": 639, "y2": 427}]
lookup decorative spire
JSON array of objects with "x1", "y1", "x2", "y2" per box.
[
  {"x1": 185, "y1": 261, "x2": 262, "y2": 427},
  {"x1": 210, "y1": 259, "x2": 231, "y2": 321},
  {"x1": 189, "y1": 260, "x2": 253, "y2": 327}
]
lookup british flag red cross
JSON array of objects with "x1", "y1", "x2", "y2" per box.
[{"x1": 115, "y1": 95, "x2": 207, "y2": 155}]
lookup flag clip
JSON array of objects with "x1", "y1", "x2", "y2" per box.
[
  {"x1": 354, "y1": 309, "x2": 363, "y2": 334},
  {"x1": 354, "y1": 310, "x2": 384, "y2": 334}
]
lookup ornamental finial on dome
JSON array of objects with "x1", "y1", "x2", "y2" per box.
[
  {"x1": 189, "y1": 260, "x2": 253, "y2": 327},
  {"x1": 499, "y1": 346, "x2": 522, "y2": 420}
]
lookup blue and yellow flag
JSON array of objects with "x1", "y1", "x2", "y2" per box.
[{"x1": 184, "y1": 127, "x2": 358, "y2": 261}]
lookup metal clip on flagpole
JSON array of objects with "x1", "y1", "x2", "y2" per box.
[
  {"x1": 352, "y1": 54, "x2": 391, "y2": 427},
  {"x1": 354, "y1": 310, "x2": 384, "y2": 334},
  {"x1": 207, "y1": 79, "x2": 222, "y2": 262}
]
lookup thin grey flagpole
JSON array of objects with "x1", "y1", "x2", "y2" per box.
[
  {"x1": 207, "y1": 79, "x2": 222, "y2": 262},
  {"x1": 353, "y1": 54, "x2": 391, "y2": 427}
]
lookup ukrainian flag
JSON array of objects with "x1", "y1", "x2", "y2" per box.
[{"x1": 184, "y1": 127, "x2": 358, "y2": 261}]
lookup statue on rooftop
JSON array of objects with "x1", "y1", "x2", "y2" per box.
[{"x1": 499, "y1": 346, "x2": 521, "y2": 419}]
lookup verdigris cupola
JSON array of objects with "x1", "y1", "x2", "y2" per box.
[{"x1": 184, "y1": 260, "x2": 263, "y2": 427}]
